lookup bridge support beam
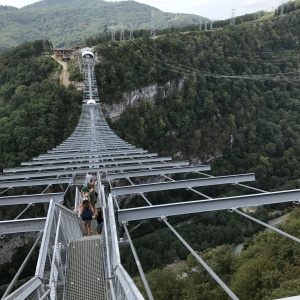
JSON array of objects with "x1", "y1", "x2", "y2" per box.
[
  {"x1": 112, "y1": 173, "x2": 255, "y2": 195},
  {"x1": 0, "y1": 178, "x2": 72, "y2": 188},
  {"x1": 0, "y1": 193, "x2": 63, "y2": 206},
  {"x1": 0, "y1": 218, "x2": 46, "y2": 235},
  {"x1": 118, "y1": 189, "x2": 300, "y2": 222},
  {"x1": 106, "y1": 165, "x2": 211, "y2": 180}
]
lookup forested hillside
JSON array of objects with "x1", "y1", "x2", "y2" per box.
[
  {"x1": 136, "y1": 208, "x2": 300, "y2": 300},
  {"x1": 94, "y1": 7, "x2": 300, "y2": 193},
  {"x1": 0, "y1": 40, "x2": 82, "y2": 294},
  {"x1": 0, "y1": 40, "x2": 81, "y2": 168},
  {"x1": 0, "y1": 0, "x2": 203, "y2": 52},
  {"x1": 89, "y1": 9, "x2": 300, "y2": 298}
]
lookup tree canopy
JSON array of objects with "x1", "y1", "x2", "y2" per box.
[{"x1": 0, "y1": 40, "x2": 81, "y2": 168}]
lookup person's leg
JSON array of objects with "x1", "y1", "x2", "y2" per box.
[
  {"x1": 97, "y1": 223, "x2": 103, "y2": 235},
  {"x1": 92, "y1": 205, "x2": 96, "y2": 218},
  {"x1": 87, "y1": 222, "x2": 91, "y2": 236},
  {"x1": 90, "y1": 213, "x2": 94, "y2": 233},
  {"x1": 83, "y1": 222, "x2": 88, "y2": 235}
]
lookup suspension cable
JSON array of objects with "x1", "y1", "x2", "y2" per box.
[
  {"x1": 122, "y1": 224, "x2": 154, "y2": 300},
  {"x1": 118, "y1": 33, "x2": 299, "y2": 82},
  {"x1": 233, "y1": 208, "x2": 300, "y2": 243},
  {"x1": 162, "y1": 217, "x2": 239, "y2": 300}
]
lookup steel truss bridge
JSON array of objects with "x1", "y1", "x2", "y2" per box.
[{"x1": 0, "y1": 51, "x2": 299, "y2": 300}]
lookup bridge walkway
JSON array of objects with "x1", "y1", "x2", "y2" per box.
[{"x1": 65, "y1": 235, "x2": 106, "y2": 300}]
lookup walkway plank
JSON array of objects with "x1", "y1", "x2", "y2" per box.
[{"x1": 65, "y1": 236, "x2": 106, "y2": 300}]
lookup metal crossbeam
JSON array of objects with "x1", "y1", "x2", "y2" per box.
[
  {"x1": 60, "y1": 134, "x2": 120, "y2": 140},
  {"x1": 0, "y1": 178, "x2": 72, "y2": 188},
  {"x1": 32, "y1": 149, "x2": 147, "y2": 161},
  {"x1": 0, "y1": 218, "x2": 46, "y2": 235},
  {"x1": 47, "y1": 145, "x2": 134, "y2": 154},
  {"x1": 22, "y1": 151, "x2": 152, "y2": 166},
  {"x1": 0, "y1": 193, "x2": 63, "y2": 206},
  {"x1": 106, "y1": 165, "x2": 211, "y2": 180},
  {"x1": 59, "y1": 139, "x2": 125, "y2": 146},
  {"x1": 62, "y1": 131, "x2": 119, "y2": 137},
  {"x1": 4, "y1": 156, "x2": 170, "y2": 173},
  {"x1": 0, "y1": 162, "x2": 189, "y2": 181},
  {"x1": 112, "y1": 173, "x2": 255, "y2": 196},
  {"x1": 62, "y1": 131, "x2": 120, "y2": 136},
  {"x1": 53, "y1": 144, "x2": 130, "y2": 150},
  {"x1": 60, "y1": 139, "x2": 124, "y2": 144},
  {"x1": 118, "y1": 189, "x2": 300, "y2": 222}
]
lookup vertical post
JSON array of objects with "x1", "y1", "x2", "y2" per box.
[
  {"x1": 49, "y1": 211, "x2": 62, "y2": 299},
  {"x1": 230, "y1": 4, "x2": 235, "y2": 25},
  {"x1": 150, "y1": 10, "x2": 156, "y2": 38},
  {"x1": 101, "y1": 184, "x2": 117, "y2": 300},
  {"x1": 129, "y1": 23, "x2": 134, "y2": 40},
  {"x1": 35, "y1": 200, "x2": 55, "y2": 279},
  {"x1": 74, "y1": 187, "x2": 79, "y2": 213}
]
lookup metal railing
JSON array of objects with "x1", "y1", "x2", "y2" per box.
[
  {"x1": 3, "y1": 200, "x2": 83, "y2": 300},
  {"x1": 99, "y1": 174, "x2": 145, "y2": 300},
  {"x1": 4, "y1": 177, "x2": 144, "y2": 300}
]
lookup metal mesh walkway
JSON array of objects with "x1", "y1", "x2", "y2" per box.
[{"x1": 65, "y1": 235, "x2": 106, "y2": 300}]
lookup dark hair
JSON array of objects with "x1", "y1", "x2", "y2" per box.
[{"x1": 82, "y1": 199, "x2": 89, "y2": 205}]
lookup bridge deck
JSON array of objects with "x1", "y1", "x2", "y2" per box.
[{"x1": 65, "y1": 235, "x2": 106, "y2": 300}]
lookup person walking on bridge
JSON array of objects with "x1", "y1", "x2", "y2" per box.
[
  {"x1": 78, "y1": 199, "x2": 94, "y2": 236},
  {"x1": 81, "y1": 182, "x2": 91, "y2": 197},
  {"x1": 85, "y1": 172, "x2": 93, "y2": 185},
  {"x1": 96, "y1": 207, "x2": 104, "y2": 235}
]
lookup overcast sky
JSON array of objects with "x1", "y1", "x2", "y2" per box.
[{"x1": 0, "y1": 0, "x2": 288, "y2": 20}]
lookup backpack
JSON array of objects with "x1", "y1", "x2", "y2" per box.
[{"x1": 81, "y1": 206, "x2": 92, "y2": 220}]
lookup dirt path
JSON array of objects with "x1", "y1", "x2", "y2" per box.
[{"x1": 52, "y1": 55, "x2": 71, "y2": 87}]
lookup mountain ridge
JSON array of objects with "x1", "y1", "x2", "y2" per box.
[{"x1": 0, "y1": 0, "x2": 205, "y2": 51}]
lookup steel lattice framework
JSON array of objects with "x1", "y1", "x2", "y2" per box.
[{"x1": 0, "y1": 50, "x2": 299, "y2": 300}]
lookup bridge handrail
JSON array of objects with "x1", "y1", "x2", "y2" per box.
[
  {"x1": 2, "y1": 276, "x2": 44, "y2": 300},
  {"x1": 115, "y1": 264, "x2": 145, "y2": 299},
  {"x1": 99, "y1": 176, "x2": 116, "y2": 299},
  {"x1": 103, "y1": 187, "x2": 144, "y2": 299},
  {"x1": 3, "y1": 198, "x2": 83, "y2": 300}
]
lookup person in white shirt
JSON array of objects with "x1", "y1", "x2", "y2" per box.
[{"x1": 85, "y1": 173, "x2": 93, "y2": 185}]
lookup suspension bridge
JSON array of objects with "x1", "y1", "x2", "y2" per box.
[{"x1": 0, "y1": 49, "x2": 299, "y2": 300}]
